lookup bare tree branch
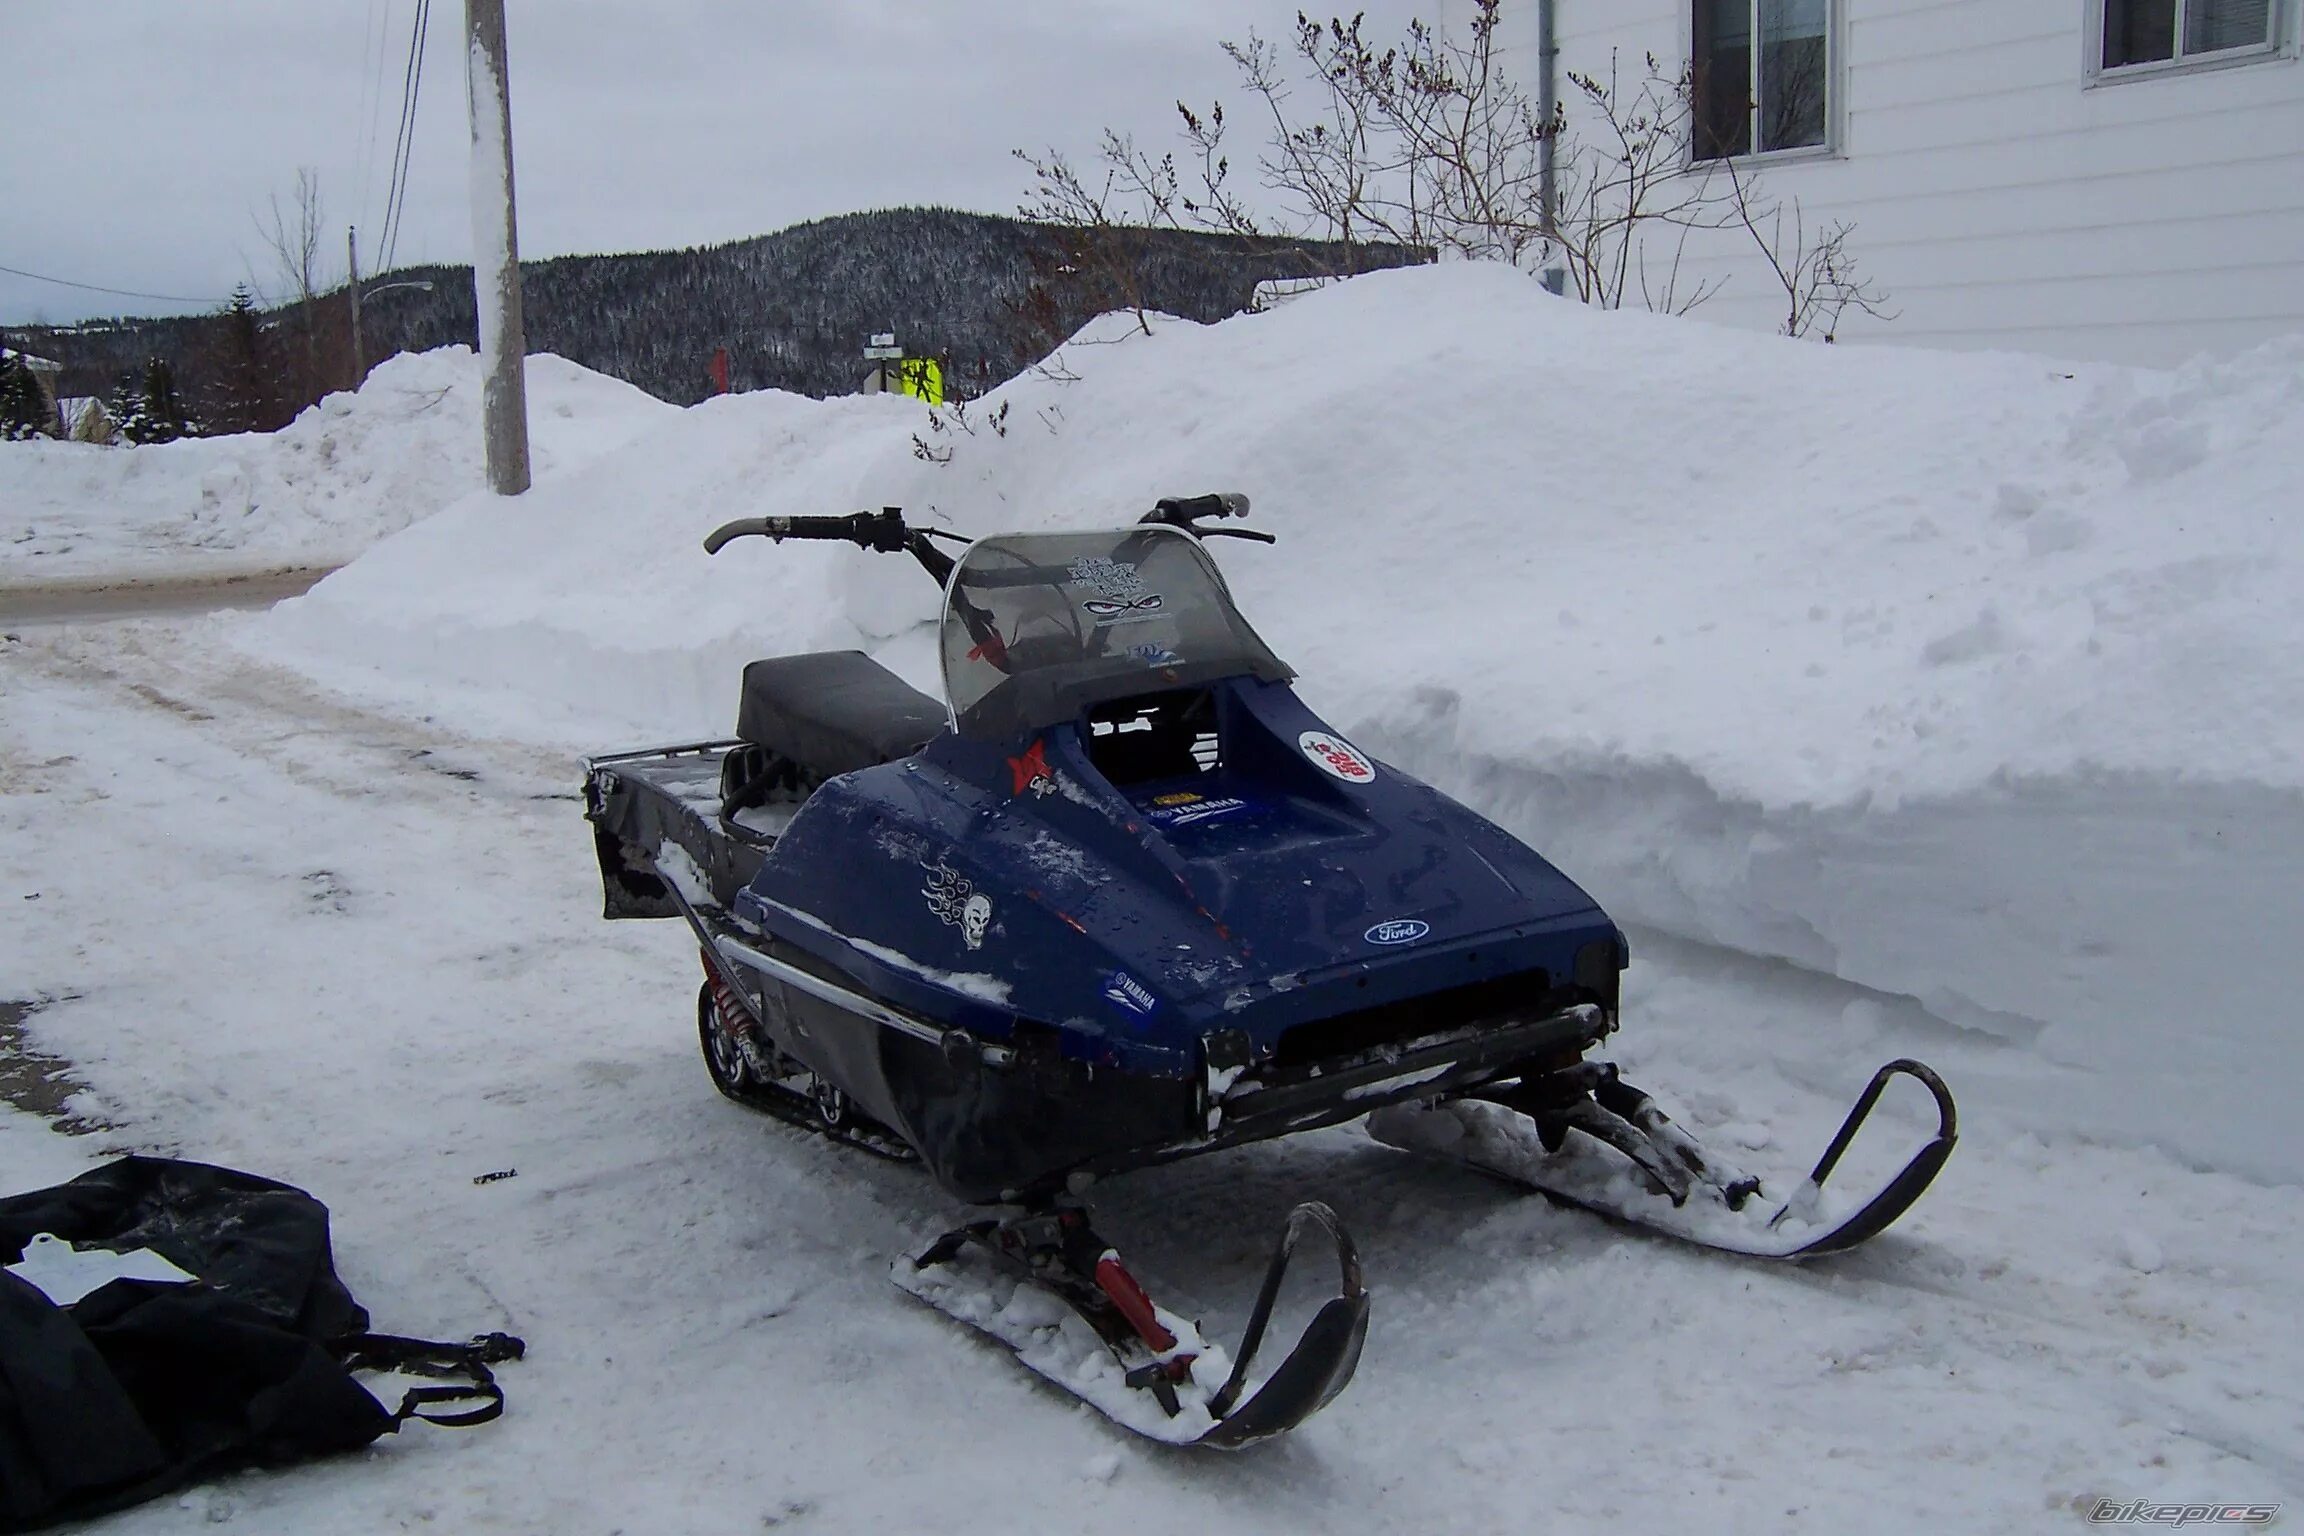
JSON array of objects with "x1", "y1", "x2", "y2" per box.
[
  {"x1": 253, "y1": 167, "x2": 330, "y2": 396},
  {"x1": 1014, "y1": 0, "x2": 1893, "y2": 339},
  {"x1": 1718, "y1": 154, "x2": 1895, "y2": 339}
]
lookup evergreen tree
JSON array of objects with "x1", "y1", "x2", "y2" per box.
[
  {"x1": 116, "y1": 356, "x2": 196, "y2": 444},
  {"x1": 146, "y1": 356, "x2": 195, "y2": 440},
  {"x1": 0, "y1": 352, "x2": 54, "y2": 440},
  {"x1": 108, "y1": 370, "x2": 147, "y2": 444},
  {"x1": 206, "y1": 285, "x2": 277, "y2": 434}
]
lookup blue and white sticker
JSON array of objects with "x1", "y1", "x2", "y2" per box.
[
  {"x1": 1364, "y1": 918, "x2": 1430, "y2": 946},
  {"x1": 1101, "y1": 970, "x2": 1159, "y2": 1017},
  {"x1": 1143, "y1": 793, "x2": 1256, "y2": 830}
]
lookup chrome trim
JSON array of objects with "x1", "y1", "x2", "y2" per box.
[
  {"x1": 713, "y1": 936, "x2": 1016, "y2": 1069},
  {"x1": 584, "y1": 738, "x2": 746, "y2": 772}
]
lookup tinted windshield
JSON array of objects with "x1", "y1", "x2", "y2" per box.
[{"x1": 939, "y1": 527, "x2": 1292, "y2": 738}]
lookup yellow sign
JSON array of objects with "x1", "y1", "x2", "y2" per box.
[{"x1": 895, "y1": 357, "x2": 944, "y2": 405}]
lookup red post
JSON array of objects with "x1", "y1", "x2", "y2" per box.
[{"x1": 709, "y1": 347, "x2": 730, "y2": 396}]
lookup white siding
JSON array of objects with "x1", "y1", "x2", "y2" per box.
[{"x1": 1487, "y1": 0, "x2": 2304, "y2": 363}]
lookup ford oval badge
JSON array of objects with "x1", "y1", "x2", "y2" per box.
[{"x1": 1364, "y1": 919, "x2": 1430, "y2": 946}]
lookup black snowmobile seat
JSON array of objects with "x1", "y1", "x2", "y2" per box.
[{"x1": 736, "y1": 650, "x2": 945, "y2": 780}]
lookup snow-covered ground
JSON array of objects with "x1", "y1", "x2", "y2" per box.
[
  {"x1": 248, "y1": 265, "x2": 2304, "y2": 1184},
  {"x1": 0, "y1": 349, "x2": 671, "y2": 585},
  {"x1": 7, "y1": 262, "x2": 2302, "y2": 1528},
  {"x1": 4, "y1": 620, "x2": 2298, "y2": 1532}
]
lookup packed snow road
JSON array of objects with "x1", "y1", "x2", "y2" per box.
[{"x1": 3, "y1": 618, "x2": 2298, "y2": 1534}]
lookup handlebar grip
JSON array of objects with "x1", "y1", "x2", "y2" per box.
[
  {"x1": 1152, "y1": 492, "x2": 1250, "y2": 522},
  {"x1": 1140, "y1": 492, "x2": 1272, "y2": 547},
  {"x1": 773, "y1": 515, "x2": 870, "y2": 539},
  {"x1": 702, "y1": 517, "x2": 774, "y2": 554},
  {"x1": 703, "y1": 511, "x2": 906, "y2": 555}
]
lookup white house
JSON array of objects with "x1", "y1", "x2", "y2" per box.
[{"x1": 1488, "y1": 0, "x2": 2304, "y2": 364}]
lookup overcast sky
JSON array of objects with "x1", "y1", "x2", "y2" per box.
[{"x1": 2, "y1": 1, "x2": 1446, "y2": 326}]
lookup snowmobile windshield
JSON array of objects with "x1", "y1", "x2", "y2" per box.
[{"x1": 940, "y1": 526, "x2": 1293, "y2": 739}]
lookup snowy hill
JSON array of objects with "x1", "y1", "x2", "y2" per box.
[
  {"x1": 11, "y1": 207, "x2": 1421, "y2": 416},
  {"x1": 245, "y1": 262, "x2": 2304, "y2": 1184},
  {"x1": 0, "y1": 348, "x2": 672, "y2": 583}
]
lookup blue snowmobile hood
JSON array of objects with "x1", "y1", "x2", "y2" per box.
[{"x1": 735, "y1": 675, "x2": 1620, "y2": 1078}]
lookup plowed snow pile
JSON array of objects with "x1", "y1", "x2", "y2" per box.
[
  {"x1": 0, "y1": 347, "x2": 672, "y2": 582},
  {"x1": 247, "y1": 264, "x2": 2304, "y2": 1182}
]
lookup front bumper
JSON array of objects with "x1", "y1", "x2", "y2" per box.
[{"x1": 1075, "y1": 1003, "x2": 1613, "y2": 1184}]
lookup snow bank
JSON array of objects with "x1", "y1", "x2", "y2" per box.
[
  {"x1": 246, "y1": 265, "x2": 2304, "y2": 1183},
  {"x1": 0, "y1": 347, "x2": 671, "y2": 583}
]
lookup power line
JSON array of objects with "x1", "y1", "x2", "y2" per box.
[
  {"x1": 379, "y1": 0, "x2": 422, "y2": 266},
  {"x1": 354, "y1": 0, "x2": 393, "y2": 237},
  {"x1": 0, "y1": 263, "x2": 219, "y2": 306},
  {"x1": 380, "y1": 0, "x2": 432, "y2": 274},
  {"x1": 395, "y1": 0, "x2": 433, "y2": 268}
]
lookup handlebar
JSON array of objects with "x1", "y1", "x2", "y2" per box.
[
  {"x1": 1156, "y1": 492, "x2": 1250, "y2": 521},
  {"x1": 1141, "y1": 492, "x2": 1275, "y2": 543},
  {"x1": 702, "y1": 508, "x2": 913, "y2": 556},
  {"x1": 702, "y1": 492, "x2": 1275, "y2": 575}
]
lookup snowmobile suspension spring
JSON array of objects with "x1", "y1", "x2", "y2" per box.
[
  {"x1": 702, "y1": 949, "x2": 751, "y2": 1030},
  {"x1": 1093, "y1": 1251, "x2": 1182, "y2": 1357}
]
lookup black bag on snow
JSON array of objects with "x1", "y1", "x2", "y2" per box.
[{"x1": 0, "y1": 1157, "x2": 521, "y2": 1532}]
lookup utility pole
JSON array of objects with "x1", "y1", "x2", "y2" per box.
[
  {"x1": 1537, "y1": 0, "x2": 1566, "y2": 297},
  {"x1": 465, "y1": 0, "x2": 531, "y2": 494},
  {"x1": 347, "y1": 225, "x2": 364, "y2": 384}
]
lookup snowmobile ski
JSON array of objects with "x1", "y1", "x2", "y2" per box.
[
  {"x1": 1367, "y1": 1058, "x2": 1957, "y2": 1259},
  {"x1": 893, "y1": 1200, "x2": 1369, "y2": 1448}
]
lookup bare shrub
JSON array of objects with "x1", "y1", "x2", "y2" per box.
[{"x1": 1018, "y1": 1, "x2": 1889, "y2": 333}]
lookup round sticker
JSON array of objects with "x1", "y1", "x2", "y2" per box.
[{"x1": 1298, "y1": 729, "x2": 1376, "y2": 784}]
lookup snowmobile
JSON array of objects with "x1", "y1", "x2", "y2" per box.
[{"x1": 582, "y1": 496, "x2": 1958, "y2": 1448}]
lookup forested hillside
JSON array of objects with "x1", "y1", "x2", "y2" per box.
[{"x1": 11, "y1": 207, "x2": 1419, "y2": 428}]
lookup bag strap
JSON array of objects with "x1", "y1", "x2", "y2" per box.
[{"x1": 338, "y1": 1330, "x2": 526, "y2": 1429}]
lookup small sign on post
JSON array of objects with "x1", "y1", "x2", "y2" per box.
[
  {"x1": 895, "y1": 357, "x2": 944, "y2": 405},
  {"x1": 861, "y1": 333, "x2": 937, "y2": 398}
]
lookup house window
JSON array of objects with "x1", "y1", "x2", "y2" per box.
[
  {"x1": 2100, "y1": 0, "x2": 2277, "y2": 69},
  {"x1": 1693, "y1": 0, "x2": 1832, "y2": 161}
]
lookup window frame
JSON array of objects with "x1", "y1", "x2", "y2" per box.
[
  {"x1": 2085, "y1": 0, "x2": 2293, "y2": 85},
  {"x1": 1686, "y1": 0, "x2": 1846, "y2": 166}
]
